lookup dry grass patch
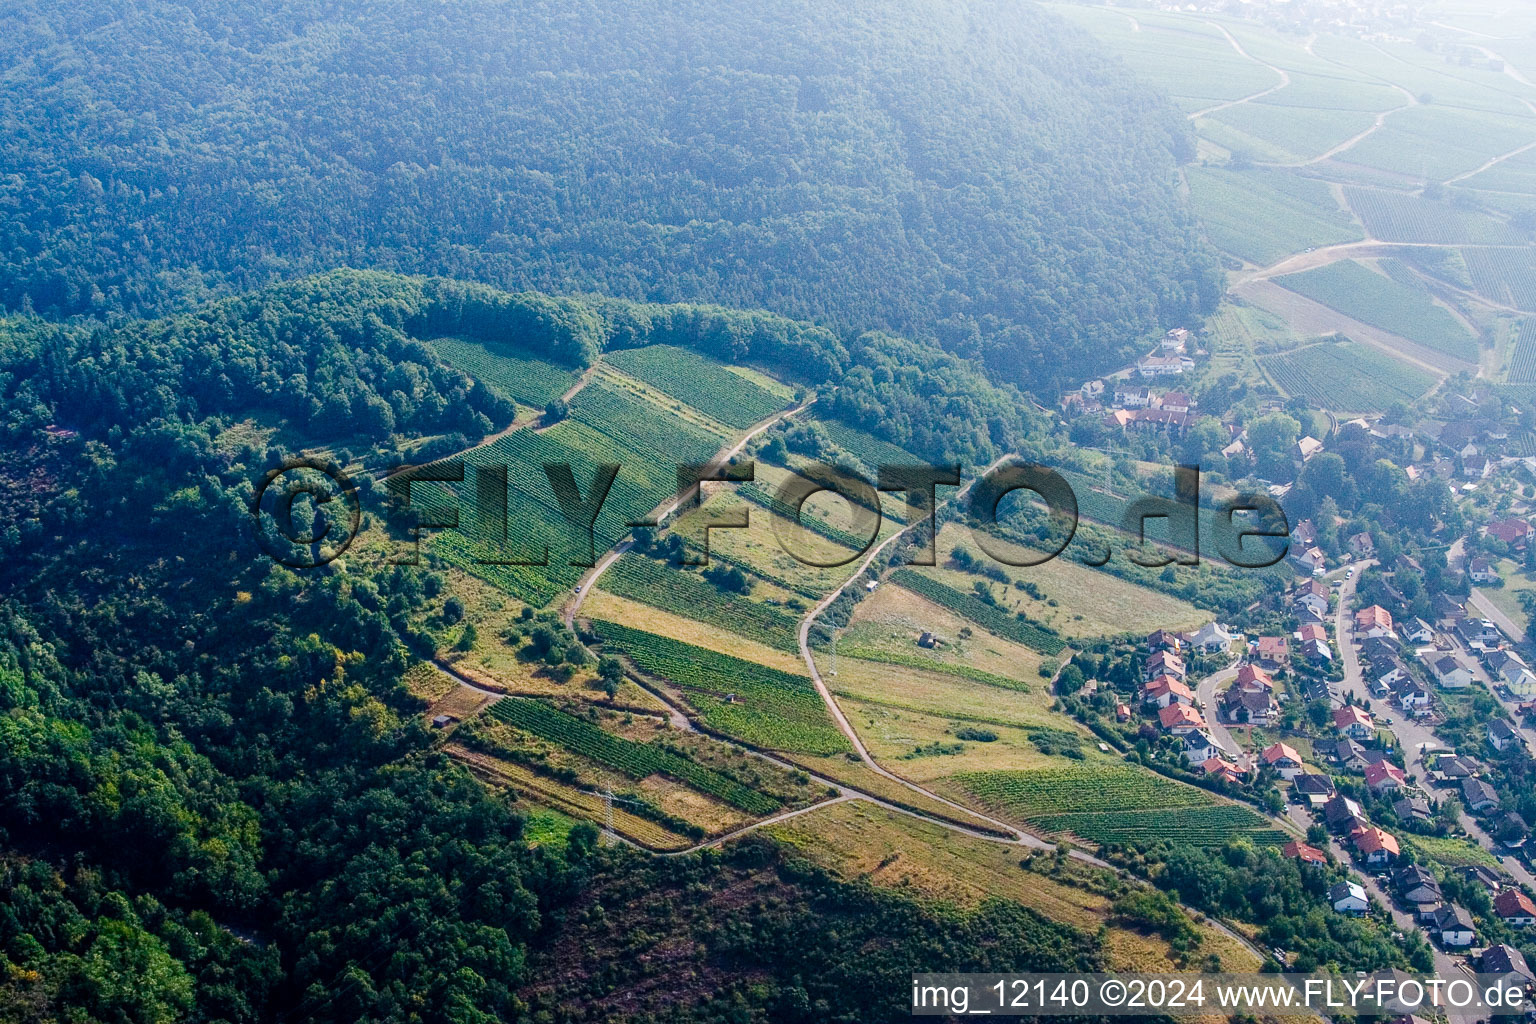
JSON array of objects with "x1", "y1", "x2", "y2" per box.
[
  {"x1": 781, "y1": 752, "x2": 1009, "y2": 834},
  {"x1": 820, "y1": 656, "x2": 1056, "y2": 731},
  {"x1": 836, "y1": 697, "x2": 1069, "y2": 783},
  {"x1": 580, "y1": 590, "x2": 806, "y2": 674},
  {"x1": 840, "y1": 583, "x2": 1045, "y2": 683}
]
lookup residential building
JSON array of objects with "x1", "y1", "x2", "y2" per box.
[
  {"x1": 1281, "y1": 840, "x2": 1328, "y2": 866},
  {"x1": 1200, "y1": 757, "x2": 1247, "y2": 785},
  {"x1": 1481, "y1": 944, "x2": 1534, "y2": 987},
  {"x1": 1488, "y1": 718, "x2": 1523, "y2": 753},
  {"x1": 1141, "y1": 675, "x2": 1194, "y2": 708},
  {"x1": 1393, "y1": 795, "x2": 1432, "y2": 822},
  {"x1": 1333, "y1": 704, "x2": 1375, "y2": 740},
  {"x1": 1494, "y1": 888, "x2": 1536, "y2": 927},
  {"x1": 1254, "y1": 635, "x2": 1289, "y2": 669},
  {"x1": 1364, "y1": 761, "x2": 1407, "y2": 795},
  {"x1": 1221, "y1": 687, "x2": 1274, "y2": 725},
  {"x1": 1185, "y1": 621, "x2": 1235, "y2": 653},
  {"x1": 1487, "y1": 519, "x2": 1533, "y2": 548},
  {"x1": 1462, "y1": 777, "x2": 1501, "y2": 813},
  {"x1": 1348, "y1": 531, "x2": 1375, "y2": 558},
  {"x1": 1395, "y1": 865, "x2": 1442, "y2": 905},
  {"x1": 1469, "y1": 557, "x2": 1499, "y2": 584},
  {"x1": 1297, "y1": 436, "x2": 1325, "y2": 461},
  {"x1": 1431, "y1": 654, "x2": 1473, "y2": 689},
  {"x1": 1330, "y1": 881, "x2": 1369, "y2": 914},
  {"x1": 1144, "y1": 650, "x2": 1186, "y2": 682},
  {"x1": 1183, "y1": 730, "x2": 1219, "y2": 765},
  {"x1": 1430, "y1": 904, "x2": 1475, "y2": 947},
  {"x1": 1324, "y1": 794, "x2": 1368, "y2": 833},
  {"x1": 1404, "y1": 618, "x2": 1435, "y2": 643},
  {"x1": 1294, "y1": 773, "x2": 1335, "y2": 806},
  {"x1": 1146, "y1": 629, "x2": 1182, "y2": 653},
  {"x1": 1354, "y1": 605, "x2": 1395, "y2": 639},
  {"x1": 1292, "y1": 546, "x2": 1326, "y2": 573},
  {"x1": 1353, "y1": 826, "x2": 1400, "y2": 865},
  {"x1": 1158, "y1": 703, "x2": 1206, "y2": 736},
  {"x1": 1262, "y1": 742, "x2": 1304, "y2": 780}
]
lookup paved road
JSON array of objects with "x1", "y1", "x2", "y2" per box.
[{"x1": 1193, "y1": 664, "x2": 1245, "y2": 762}]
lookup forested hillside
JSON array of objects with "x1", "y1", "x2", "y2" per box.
[{"x1": 1, "y1": 0, "x2": 1217, "y2": 386}]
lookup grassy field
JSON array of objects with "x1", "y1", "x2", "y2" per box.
[
  {"x1": 1258, "y1": 339, "x2": 1437, "y2": 410},
  {"x1": 889, "y1": 569, "x2": 1067, "y2": 654},
  {"x1": 1274, "y1": 259, "x2": 1479, "y2": 361},
  {"x1": 838, "y1": 581, "x2": 1047, "y2": 682},
  {"x1": 821, "y1": 655, "x2": 1058, "y2": 732},
  {"x1": 838, "y1": 697, "x2": 1069, "y2": 782},
  {"x1": 1185, "y1": 167, "x2": 1363, "y2": 266},
  {"x1": 578, "y1": 589, "x2": 806, "y2": 674},
  {"x1": 599, "y1": 552, "x2": 804, "y2": 652},
  {"x1": 1346, "y1": 188, "x2": 1523, "y2": 245}
]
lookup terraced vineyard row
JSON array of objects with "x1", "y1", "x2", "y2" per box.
[
  {"x1": 738, "y1": 483, "x2": 871, "y2": 553},
  {"x1": 1031, "y1": 806, "x2": 1286, "y2": 847},
  {"x1": 428, "y1": 336, "x2": 580, "y2": 407},
  {"x1": 1466, "y1": 249, "x2": 1536, "y2": 313},
  {"x1": 1259, "y1": 341, "x2": 1434, "y2": 410},
  {"x1": 889, "y1": 569, "x2": 1066, "y2": 655},
  {"x1": 1346, "y1": 187, "x2": 1522, "y2": 245},
  {"x1": 604, "y1": 345, "x2": 788, "y2": 429},
  {"x1": 950, "y1": 764, "x2": 1208, "y2": 816},
  {"x1": 600, "y1": 554, "x2": 803, "y2": 652},
  {"x1": 486, "y1": 697, "x2": 781, "y2": 815},
  {"x1": 1274, "y1": 259, "x2": 1479, "y2": 363},
  {"x1": 1507, "y1": 321, "x2": 1536, "y2": 384},
  {"x1": 590, "y1": 620, "x2": 850, "y2": 755}
]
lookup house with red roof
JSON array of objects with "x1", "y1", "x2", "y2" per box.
[
  {"x1": 1354, "y1": 605, "x2": 1395, "y2": 639},
  {"x1": 1234, "y1": 664, "x2": 1273, "y2": 693},
  {"x1": 1141, "y1": 676, "x2": 1194, "y2": 708},
  {"x1": 1200, "y1": 757, "x2": 1248, "y2": 785},
  {"x1": 1281, "y1": 840, "x2": 1328, "y2": 866},
  {"x1": 1352, "y1": 826, "x2": 1401, "y2": 865},
  {"x1": 1494, "y1": 888, "x2": 1536, "y2": 926},
  {"x1": 1333, "y1": 704, "x2": 1375, "y2": 740},
  {"x1": 1254, "y1": 636, "x2": 1289, "y2": 669},
  {"x1": 1364, "y1": 761, "x2": 1407, "y2": 795},
  {"x1": 1487, "y1": 519, "x2": 1533, "y2": 548},
  {"x1": 1261, "y1": 742, "x2": 1304, "y2": 780},
  {"x1": 1158, "y1": 703, "x2": 1206, "y2": 736}
]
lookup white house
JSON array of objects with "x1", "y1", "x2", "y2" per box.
[
  {"x1": 1183, "y1": 730, "x2": 1219, "y2": 765},
  {"x1": 1431, "y1": 904, "x2": 1476, "y2": 947},
  {"x1": 1292, "y1": 546, "x2": 1326, "y2": 573},
  {"x1": 1489, "y1": 718, "x2": 1523, "y2": 753},
  {"x1": 1331, "y1": 881, "x2": 1369, "y2": 915},
  {"x1": 1262, "y1": 742, "x2": 1304, "y2": 780},
  {"x1": 1297, "y1": 436, "x2": 1325, "y2": 461},
  {"x1": 1404, "y1": 618, "x2": 1435, "y2": 643},
  {"x1": 1185, "y1": 622, "x2": 1235, "y2": 653},
  {"x1": 1469, "y1": 557, "x2": 1499, "y2": 584},
  {"x1": 1432, "y1": 654, "x2": 1473, "y2": 689}
]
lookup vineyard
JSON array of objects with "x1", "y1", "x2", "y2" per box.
[
  {"x1": 1030, "y1": 806, "x2": 1286, "y2": 847},
  {"x1": 1509, "y1": 321, "x2": 1536, "y2": 384},
  {"x1": 600, "y1": 553, "x2": 803, "y2": 652},
  {"x1": 889, "y1": 569, "x2": 1066, "y2": 655},
  {"x1": 604, "y1": 345, "x2": 788, "y2": 429},
  {"x1": 590, "y1": 619, "x2": 850, "y2": 755},
  {"x1": 1259, "y1": 340, "x2": 1435, "y2": 410},
  {"x1": 738, "y1": 482, "x2": 871, "y2": 553},
  {"x1": 416, "y1": 378, "x2": 734, "y2": 603},
  {"x1": 1274, "y1": 259, "x2": 1479, "y2": 363},
  {"x1": 429, "y1": 336, "x2": 580, "y2": 407},
  {"x1": 1185, "y1": 166, "x2": 1363, "y2": 266},
  {"x1": 1466, "y1": 249, "x2": 1536, "y2": 313},
  {"x1": 950, "y1": 765, "x2": 1281, "y2": 846},
  {"x1": 486, "y1": 697, "x2": 781, "y2": 815},
  {"x1": 1345, "y1": 188, "x2": 1521, "y2": 245},
  {"x1": 820, "y1": 421, "x2": 925, "y2": 472}
]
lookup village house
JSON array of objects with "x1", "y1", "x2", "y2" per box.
[
  {"x1": 1494, "y1": 888, "x2": 1536, "y2": 927},
  {"x1": 1347, "y1": 531, "x2": 1375, "y2": 558},
  {"x1": 1395, "y1": 865, "x2": 1442, "y2": 905},
  {"x1": 1360, "y1": 635, "x2": 1401, "y2": 663},
  {"x1": 1430, "y1": 904, "x2": 1475, "y2": 947},
  {"x1": 1136, "y1": 352, "x2": 1193, "y2": 378},
  {"x1": 1324, "y1": 794, "x2": 1368, "y2": 833},
  {"x1": 1185, "y1": 621, "x2": 1235, "y2": 653},
  {"x1": 1292, "y1": 519, "x2": 1318, "y2": 546},
  {"x1": 1281, "y1": 840, "x2": 1327, "y2": 866},
  {"x1": 1330, "y1": 881, "x2": 1369, "y2": 915},
  {"x1": 1234, "y1": 664, "x2": 1273, "y2": 693},
  {"x1": 1144, "y1": 650, "x2": 1186, "y2": 682},
  {"x1": 1364, "y1": 761, "x2": 1407, "y2": 796},
  {"x1": 1158, "y1": 703, "x2": 1206, "y2": 736},
  {"x1": 1146, "y1": 629, "x2": 1183, "y2": 653},
  {"x1": 1292, "y1": 546, "x2": 1327, "y2": 574},
  {"x1": 1141, "y1": 675, "x2": 1194, "y2": 708},
  {"x1": 1200, "y1": 756, "x2": 1247, "y2": 785},
  {"x1": 1487, "y1": 518, "x2": 1533, "y2": 548},
  {"x1": 1469, "y1": 557, "x2": 1499, "y2": 584},
  {"x1": 1333, "y1": 704, "x2": 1375, "y2": 740},
  {"x1": 1158, "y1": 390, "x2": 1193, "y2": 413},
  {"x1": 1488, "y1": 718, "x2": 1523, "y2": 753},
  {"x1": 1261, "y1": 742, "x2": 1304, "y2": 780},
  {"x1": 1221, "y1": 686, "x2": 1274, "y2": 725},
  {"x1": 1462, "y1": 778, "x2": 1501, "y2": 813},
  {"x1": 1297, "y1": 436, "x2": 1325, "y2": 461},
  {"x1": 1354, "y1": 605, "x2": 1395, "y2": 639},
  {"x1": 1291, "y1": 579, "x2": 1330, "y2": 619},
  {"x1": 1404, "y1": 617, "x2": 1435, "y2": 644},
  {"x1": 1293, "y1": 772, "x2": 1335, "y2": 806},
  {"x1": 1254, "y1": 635, "x2": 1289, "y2": 669},
  {"x1": 1183, "y1": 730, "x2": 1219, "y2": 765},
  {"x1": 1393, "y1": 794, "x2": 1432, "y2": 822},
  {"x1": 1431, "y1": 654, "x2": 1473, "y2": 689},
  {"x1": 1481, "y1": 944, "x2": 1535, "y2": 987},
  {"x1": 1160, "y1": 328, "x2": 1191, "y2": 352},
  {"x1": 1115, "y1": 384, "x2": 1154, "y2": 409},
  {"x1": 1488, "y1": 650, "x2": 1536, "y2": 695},
  {"x1": 1352, "y1": 826, "x2": 1400, "y2": 865},
  {"x1": 1454, "y1": 617, "x2": 1502, "y2": 649}
]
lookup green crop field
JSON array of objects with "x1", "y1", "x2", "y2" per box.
[
  {"x1": 1466, "y1": 249, "x2": 1536, "y2": 312},
  {"x1": 429, "y1": 336, "x2": 581, "y2": 407},
  {"x1": 1275, "y1": 259, "x2": 1479, "y2": 361},
  {"x1": 1508, "y1": 321, "x2": 1536, "y2": 383},
  {"x1": 590, "y1": 619, "x2": 849, "y2": 755},
  {"x1": 889, "y1": 569, "x2": 1066, "y2": 655},
  {"x1": 1259, "y1": 340, "x2": 1435, "y2": 410},
  {"x1": 1186, "y1": 167, "x2": 1363, "y2": 266},
  {"x1": 486, "y1": 696, "x2": 781, "y2": 814},
  {"x1": 950, "y1": 764, "x2": 1280, "y2": 846},
  {"x1": 819, "y1": 420, "x2": 924, "y2": 471},
  {"x1": 600, "y1": 553, "x2": 804, "y2": 652},
  {"x1": 604, "y1": 345, "x2": 789, "y2": 429},
  {"x1": 1346, "y1": 188, "x2": 1522, "y2": 245}
]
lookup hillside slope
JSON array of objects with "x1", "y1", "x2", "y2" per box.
[{"x1": 1, "y1": 0, "x2": 1217, "y2": 387}]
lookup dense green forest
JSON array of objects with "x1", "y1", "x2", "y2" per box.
[{"x1": 0, "y1": 0, "x2": 1217, "y2": 388}]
